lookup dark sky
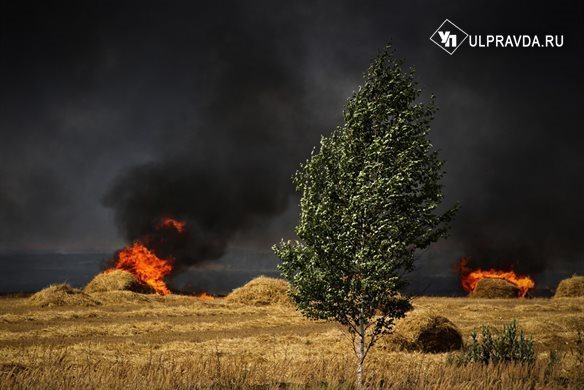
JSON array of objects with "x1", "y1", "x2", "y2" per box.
[{"x1": 0, "y1": 1, "x2": 582, "y2": 276}]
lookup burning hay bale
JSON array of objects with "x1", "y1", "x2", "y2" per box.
[
  {"x1": 225, "y1": 276, "x2": 292, "y2": 306},
  {"x1": 471, "y1": 278, "x2": 520, "y2": 298},
  {"x1": 554, "y1": 275, "x2": 584, "y2": 298},
  {"x1": 457, "y1": 258, "x2": 534, "y2": 297},
  {"x1": 84, "y1": 270, "x2": 155, "y2": 294},
  {"x1": 390, "y1": 311, "x2": 463, "y2": 353},
  {"x1": 29, "y1": 284, "x2": 101, "y2": 307}
]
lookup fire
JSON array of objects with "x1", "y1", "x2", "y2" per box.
[
  {"x1": 113, "y1": 242, "x2": 173, "y2": 295},
  {"x1": 110, "y1": 217, "x2": 186, "y2": 295},
  {"x1": 195, "y1": 292, "x2": 215, "y2": 300},
  {"x1": 159, "y1": 217, "x2": 186, "y2": 233},
  {"x1": 457, "y1": 257, "x2": 535, "y2": 297},
  {"x1": 108, "y1": 217, "x2": 214, "y2": 297}
]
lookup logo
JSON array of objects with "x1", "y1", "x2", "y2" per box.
[{"x1": 430, "y1": 19, "x2": 468, "y2": 55}]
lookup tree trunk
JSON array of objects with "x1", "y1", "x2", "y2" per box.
[{"x1": 356, "y1": 308, "x2": 365, "y2": 389}]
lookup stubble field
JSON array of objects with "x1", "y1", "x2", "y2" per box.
[{"x1": 0, "y1": 292, "x2": 583, "y2": 389}]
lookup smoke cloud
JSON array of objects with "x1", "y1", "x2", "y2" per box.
[
  {"x1": 99, "y1": 3, "x2": 317, "y2": 267},
  {"x1": 0, "y1": 1, "x2": 582, "y2": 281},
  {"x1": 103, "y1": 158, "x2": 291, "y2": 268}
]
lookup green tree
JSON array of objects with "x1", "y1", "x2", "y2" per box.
[{"x1": 273, "y1": 46, "x2": 457, "y2": 388}]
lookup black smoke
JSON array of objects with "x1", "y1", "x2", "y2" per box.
[
  {"x1": 98, "y1": 2, "x2": 316, "y2": 267},
  {"x1": 103, "y1": 159, "x2": 291, "y2": 268},
  {"x1": 0, "y1": 1, "x2": 583, "y2": 285}
]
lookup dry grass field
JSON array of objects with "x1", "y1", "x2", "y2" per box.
[{"x1": 0, "y1": 290, "x2": 583, "y2": 389}]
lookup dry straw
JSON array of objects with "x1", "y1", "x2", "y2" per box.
[
  {"x1": 90, "y1": 290, "x2": 155, "y2": 304},
  {"x1": 471, "y1": 278, "x2": 519, "y2": 298},
  {"x1": 28, "y1": 284, "x2": 100, "y2": 307},
  {"x1": 225, "y1": 276, "x2": 292, "y2": 306},
  {"x1": 84, "y1": 270, "x2": 154, "y2": 294},
  {"x1": 554, "y1": 275, "x2": 584, "y2": 298},
  {"x1": 389, "y1": 310, "x2": 463, "y2": 353}
]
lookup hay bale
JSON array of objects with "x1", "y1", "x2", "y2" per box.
[
  {"x1": 554, "y1": 275, "x2": 584, "y2": 298},
  {"x1": 225, "y1": 276, "x2": 291, "y2": 306},
  {"x1": 84, "y1": 270, "x2": 154, "y2": 293},
  {"x1": 471, "y1": 278, "x2": 519, "y2": 298},
  {"x1": 391, "y1": 311, "x2": 463, "y2": 353},
  {"x1": 29, "y1": 284, "x2": 100, "y2": 307},
  {"x1": 90, "y1": 290, "x2": 154, "y2": 304}
]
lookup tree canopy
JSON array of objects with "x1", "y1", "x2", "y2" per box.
[{"x1": 274, "y1": 46, "x2": 457, "y2": 386}]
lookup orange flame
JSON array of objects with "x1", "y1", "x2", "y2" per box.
[
  {"x1": 108, "y1": 217, "x2": 214, "y2": 297},
  {"x1": 159, "y1": 217, "x2": 186, "y2": 233},
  {"x1": 113, "y1": 242, "x2": 173, "y2": 295},
  {"x1": 195, "y1": 292, "x2": 215, "y2": 300},
  {"x1": 457, "y1": 257, "x2": 535, "y2": 298}
]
